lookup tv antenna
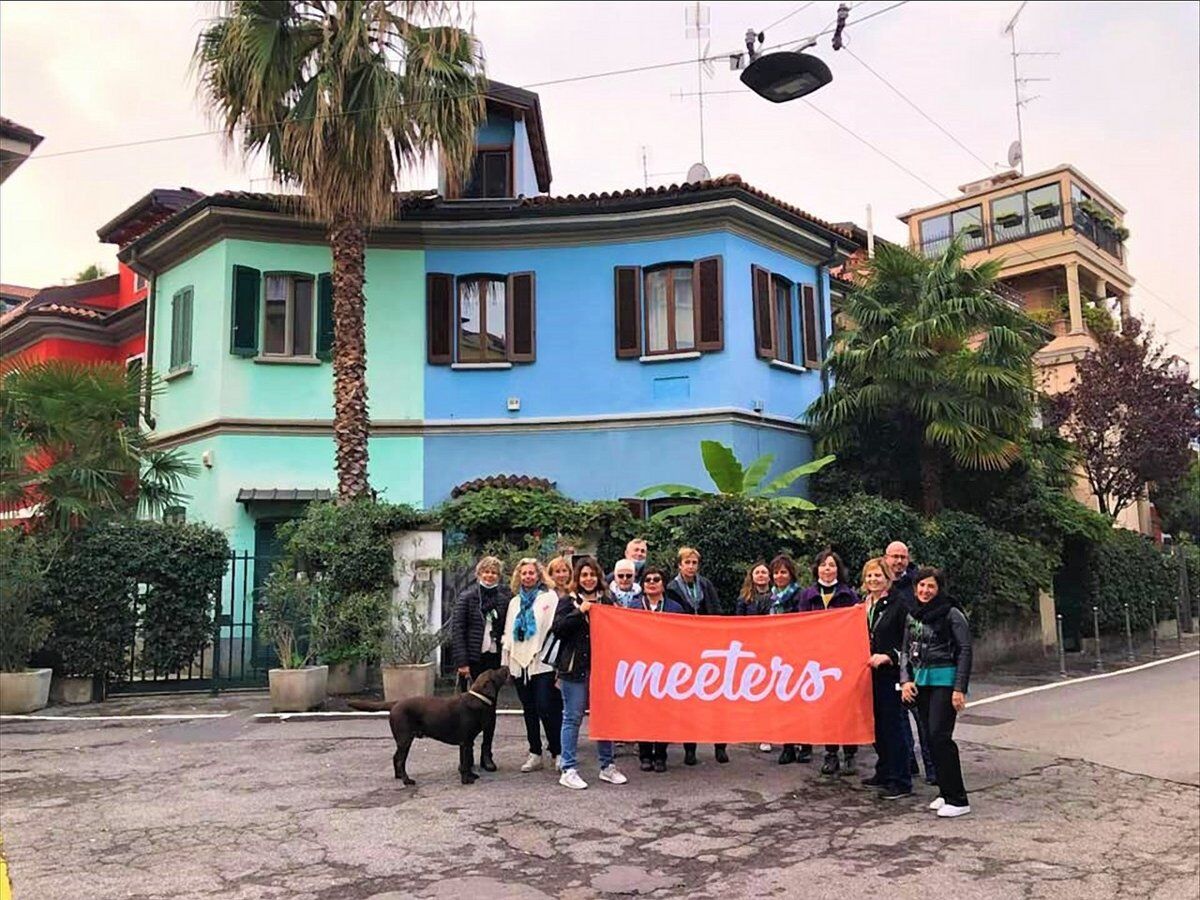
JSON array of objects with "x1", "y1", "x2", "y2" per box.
[
  {"x1": 1002, "y1": 1, "x2": 1057, "y2": 175},
  {"x1": 684, "y1": 2, "x2": 713, "y2": 166},
  {"x1": 638, "y1": 146, "x2": 686, "y2": 188}
]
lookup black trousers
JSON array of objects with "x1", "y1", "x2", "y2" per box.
[
  {"x1": 683, "y1": 742, "x2": 727, "y2": 757},
  {"x1": 639, "y1": 741, "x2": 669, "y2": 762},
  {"x1": 872, "y1": 669, "x2": 911, "y2": 791},
  {"x1": 513, "y1": 670, "x2": 563, "y2": 757},
  {"x1": 458, "y1": 651, "x2": 502, "y2": 758},
  {"x1": 917, "y1": 686, "x2": 968, "y2": 806}
]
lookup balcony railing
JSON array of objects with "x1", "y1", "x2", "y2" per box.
[{"x1": 1070, "y1": 201, "x2": 1124, "y2": 262}]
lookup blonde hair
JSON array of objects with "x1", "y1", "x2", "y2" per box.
[
  {"x1": 860, "y1": 556, "x2": 894, "y2": 595},
  {"x1": 738, "y1": 561, "x2": 770, "y2": 602},
  {"x1": 510, "y1": 557, "x2": 548, "y2": 593},
  {"x1": 677, "y1": 546, "x2": 700, "y2": 564},
  {"x1": 475, "y1": 556, "x2": 503, "y2": 578},
  {"x1": 543, "y1": 555, "x2": 574, "y2": 593}
]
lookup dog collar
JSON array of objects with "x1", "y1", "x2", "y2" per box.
[{"x1": 467, "y1": 689, "x2": 494, "y2": 706}]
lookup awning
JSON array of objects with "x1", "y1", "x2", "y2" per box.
[{"x1": 236, "y1": 488, "x2": 334, "y2": 505}]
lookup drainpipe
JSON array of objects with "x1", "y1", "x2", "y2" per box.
[
  {"x1": 130, "y1": 249, "x2": 157, "y2": 429},
  {"x1": 818, "y1": 241, "x2": 841, "y2": 398}
]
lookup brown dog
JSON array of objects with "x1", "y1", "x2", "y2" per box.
[{"x1": 349, "y1": 666, "x2": 509, "y2": 785}]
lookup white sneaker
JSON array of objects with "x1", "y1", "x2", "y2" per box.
[
  {"x1": 929, "y1": 797, "x2": 945, "y2": 811},
  {"x1": 554, "y1": 755, "x2": 562, "y2": 771},
  {"x1": 759, "y1": 743, "x2": 772, "y2": 752},
  {"x1": 937, "y1": 803, "x2": 971, "y2": 818},
  {"x1": 520, "y1": 752, "x2": 544, "y2": 773},
  {"x1": 599, "y1": 765, "x2": 628, "y2": 785},
  {"x1": 559, "y1": 768, "x2": 588, "y2": 790}
]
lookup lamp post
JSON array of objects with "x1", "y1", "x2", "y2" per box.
[{"x1": 739, "y1": 30, "x2": 833, "y2": 103}]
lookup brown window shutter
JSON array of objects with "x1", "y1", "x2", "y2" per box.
[
  {"x1": 752, "y1": 265, "x2": 775, "y2": 359},
  {"x1": 693, "y1": 255, "x2": 724, "y2": 352},
  {"x1": 506, "y1": 272, "x2": 536, "y2": 362},
  {"x1": 801, "y1": 284, "x2": 821, "y2": 368},
  {"x1": 614, "y1": 265, "x2": 643, "y2": 358},
  {"x1": 427, "y1": 273, "x2": 454, "y2": 364},
  {"x1": 619, "y1": 497, "x2": 648, "y2": 520}
]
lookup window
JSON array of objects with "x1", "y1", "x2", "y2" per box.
[
  {"x1": 164, "y1": 506, "x2": 186, "y2": 525},
  {"x1": 169, "y1": 287, "x2": 193, "y2": 371},
  {"x1": 613, "y1": 257, "x2": 723, "y2": 359},
  {"x1": 752, "y1": 266, "x2": 821, "y2": 368},
  {"x1": 462, "y1": 149, "x2": 512, "y2": 199},
  {"x1": 426, "y1": 272, "x2": 536, "y2": 365},
  {"x1": 262, "y1": 274, "x2": 315, "y2": 358},
  {"x1": 919, "y1": 206, "x2": 983, "y2": 255},
  {"x1": 991, "y1": 183, "x2": 1064, "y2": 243}
]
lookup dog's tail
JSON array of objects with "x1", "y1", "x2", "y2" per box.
[{"x1": 346, "y1": 699, "x2": 397, "y2": 712}]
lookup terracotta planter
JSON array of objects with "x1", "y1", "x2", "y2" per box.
[
  {"x1": 382, "y1": 663, "x2": 435, "y2": 704},
  {"x1": 325, "y1": 660, "x2": 368, "y2": 695},
  {"x1": 268, "y1": 665, "x2": 328, "y2": 712},
  {"x1": 50, "y1": 675, "x2": 95, "y2": 705},
  {"x1": 0, "y1": 668, "x2": 53, "y2": 714}
]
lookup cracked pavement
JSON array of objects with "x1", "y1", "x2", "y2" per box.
[{"x1": 2, "y1": 655, "x2": 1197, "y2": 900}]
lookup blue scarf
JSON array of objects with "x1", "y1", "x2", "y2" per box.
[
  {"x1": 512, "y1": 587, "x2": 540, "y2": 642},
  {"x1": 769, "y1": 582, "x2": 799, "y2": 615}
]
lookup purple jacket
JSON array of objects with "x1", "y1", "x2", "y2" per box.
[{"x1": 797, "y1": 582, "x2": 861, "y2": 613}]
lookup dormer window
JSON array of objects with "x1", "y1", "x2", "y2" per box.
[{"x1": 463, "y1": 149, "x2": 512, "y2": 199}]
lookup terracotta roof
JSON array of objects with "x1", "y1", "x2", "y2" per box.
[
  {"x1": 450, "y1": 475, "x2": 556, "y2": 498},
  {"x1": 97, "y1": 187, "x2": 207, "y2": 246},
  {"x1": 0, "y1": 283, "x2": 39, "y2": 301},
  {"x1": 0, "y1": 275, "x2": 122, "y2": 330},
  {"x1": 0, "y1": 301, "x2": 106, "y2": 329}
]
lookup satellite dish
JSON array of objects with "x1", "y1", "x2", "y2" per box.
[
  {"x1": 1007, "y1": 140, "x2": 1023, "y2": 168},
  {"x1": 687, "y1": 162, "x2": 711, "y2": 183}
]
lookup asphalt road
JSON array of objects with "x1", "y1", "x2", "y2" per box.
[{"x1": 2, "y1": 654, "x2": 1197, "y2": 900}]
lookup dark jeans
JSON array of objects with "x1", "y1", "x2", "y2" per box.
[
  {"x1": 917, "y1": 686, "x2": 968, "y2": 807},
  {"x1": 683, "y1": 742, "x2": 727, "y2": 758},
  {"x1": 823, "y1": 744, "x2": 857, "y2": 757},
  {"x1": 639, "y1": 741, "x2": 669, "y2": 762},
  {"x1": 904, "y1": 703, "x2": 937, "y2": 781},
  {"x1": 872, "y1": 670, "x2": 912, "y2": 792},
  {"x1": 513, "y1": 671, "x2": 563, "y2": 757},
  {"x1": 458, "y1": 651, "x2": 502, "y2": 759}
]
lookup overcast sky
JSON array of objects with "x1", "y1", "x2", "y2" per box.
[{"x1": 1, "y1": 0, "x2": 1196, "y2": 370}]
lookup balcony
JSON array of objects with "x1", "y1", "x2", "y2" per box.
[
  {"x1": 1070, "y1": 201, "x2": 1124, "y2": 262},
  {"x1": 918, "y1": 204, "x2": 1066, "y2": 259}
]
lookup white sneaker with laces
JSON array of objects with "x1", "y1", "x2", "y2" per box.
[
  {"x1": 559, "y1": 768, "x2": 588, "y2": 790},
  {"x1": 759, "y1": 743, "x2": 772, "y2": 752},
  {"x1": 937, "y1": 803, "x2": 971, "y2": 818},
  {"x1": 599, "y1": 765, "x2": 628, "y2": 785},
  {"x1": 929, "y1": 797, "x2": 945, "y2": 811},
  {"x1": 520, "y1": 752, "x2": 544, "y2": 773}
]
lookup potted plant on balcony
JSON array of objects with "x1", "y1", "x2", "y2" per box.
[
  {"x1": 0, "y1": 531, "x2": 53, "y2": 714},
  {"x1": 321, "y1": 589, "x2": 390, "y2": 695},
  {"x1": 1031, "y1": 201, "x2": 1060, "y2": 220},
  {"x1": 259, "y1": 564, "x2": 328, "y2": 712},
  {"x1": 380, "y1": 598, "x2": 447, "y2": 703},
  {"x1": 959, "y1": 223, "x2": 984, "y2": 240},
  {"x1": 995, "y1": 211, "x2": 1024, "y2": 228}
]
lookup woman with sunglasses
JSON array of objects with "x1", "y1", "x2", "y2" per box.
[
  {"x1": 610, "y1": 559, "x2": 643, "y2": 607},
  {"x1": 632, "y1": 565, "x2": 684, "y2": 772}
]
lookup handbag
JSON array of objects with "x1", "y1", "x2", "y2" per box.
[{"x1": 539, "y1": 631, "x2": 562, "y2": 668}]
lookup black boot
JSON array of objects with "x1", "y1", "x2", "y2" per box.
[
  {"x1": 840, "y1": 750, "x2": 857, "y2": 776},
  {"x1": 480, "y1": 750, "x2": 497, "y2": 773},
  {"x1": 684, "y1": 746, "x2": 698, "y2": 766},
  {"x1": 797, "y1": 745, "x2": 813, "y2": 763},
  {"x1": 820, "y1": 752, "x2": 840, "y2": 775},
  {"x1": 714, "y1": 745, "x2": 730, "y2": 764},
  {"x1": 778, "y1": 744, "x2": 797, "y2": 765}
]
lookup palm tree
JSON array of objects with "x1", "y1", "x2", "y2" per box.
[
  {"x1": 194, "y1": 1, "x2": 487, "y2": 500},
  {"x1": 0, "y1": 361, "x2": 196, "y2": 533},
  {"x1": 637, "y1": 440, "x2": 835, "y2": 520},
  {"x1": 808, "y1": 240, "x2": 1041, "y2": 515}
]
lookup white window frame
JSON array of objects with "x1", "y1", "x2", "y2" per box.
[{"x1": 260, "y1": 272, "x2": 316, "y2": 360}]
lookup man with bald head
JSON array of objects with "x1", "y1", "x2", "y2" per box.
[{"x1": 885, "y1": 538, "x2": 936, "y2": 785}]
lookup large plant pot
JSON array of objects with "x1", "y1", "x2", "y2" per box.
[
  {"x1": 268, "y1": 665, "x2": 328, "y2": 712},
  {"x1": 325, "y1": 660, "x2": 368, "y2": 696},
  {"x1": 0, "y1": 668, "x2": 53, "y2": 714},
  {"x1": 382, "y1": 663, "x2": 435, "y2": 704},
  {"x1": 50, "y1": 675, "x2": 95, "y2": 705}
]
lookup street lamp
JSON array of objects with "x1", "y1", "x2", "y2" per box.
[{"x1": 738, "y1": 30, "x2": 833, "y2": 103}]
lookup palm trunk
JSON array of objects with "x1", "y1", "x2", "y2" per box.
[
  {"x1": 329, "y1": 216, "x2": 370, "y2": 502},
  {"x1": 919, "y1": 444, "x2": 944, "y2": 516}
]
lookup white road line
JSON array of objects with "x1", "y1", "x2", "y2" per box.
[
  {"x1": 253, "y1": 709, "x2": 526, "y2": 720},
  {"x1": 0, "y1": 713, "x2": 232, "y2": 722},
  {"x1": 966, "y1": 650, "x2": 1200, "y2": 709}
]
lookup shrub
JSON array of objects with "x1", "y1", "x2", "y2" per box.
[
  {"x1": 1087, "y1": 529, "x2": 1177, "y2": 634},
  {"x1": 0, "y1": 530, "x2": 52, "y2": 672},
  {"x1": 321, "y1": 589, "x2": 391, "y2": 665},
  {"x1": 382, "y1": 599, "x2": 448, "y2": 665},
  {"x1": 814, "y1": 493, "x2": 927, "y2": 577},
  {"x1": 259, "y1": 564, "x2": 327, "y2": 669}
]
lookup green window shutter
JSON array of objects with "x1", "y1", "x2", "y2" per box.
[
  {"x1": 181, "y1": 288, "x2": 193, "y2": 366},
  {"x1": 231, "y1": 265, "x2": 261, "y2": 357},
  {"x1": 316, "y1": 273, "x2": 333, "y2": 361},
  {"x1": 169, "y1": 293, "x2": 181, "y2": 370}
]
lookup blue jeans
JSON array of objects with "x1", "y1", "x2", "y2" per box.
[{"x1": 559, "y1": 676, "x2": 614, "y2": 772}]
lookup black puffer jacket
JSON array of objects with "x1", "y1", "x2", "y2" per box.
[
  {"x1": 866, "y1": 592, "x2": 907, "y2": 676},
  {"x1": 899, "y1": 597, "x2": 973, "y2": 693},
  {"x1": 665, "y1": 574, "x2": 720, "y2": 615},
  {"x1": 551, "y1": 592, "x2": 614, "y2": 681},
  {"x1": 450, "y1": 582, "x2": 513, "y2": 669},
  {"x1": 735, "y1": 590, "x2": 773, "y2": 616}
]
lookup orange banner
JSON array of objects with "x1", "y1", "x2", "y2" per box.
[{"x1": 589, "y1": 604, "x2": 875, "y2": 744}]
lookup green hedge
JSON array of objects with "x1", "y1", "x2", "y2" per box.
[
  {"x1": 815, "y1": 493, "x2": 927, "y2": 576},
  {"x1": 1087, "y1": 528, "x2": 1176, "y2": 633}
]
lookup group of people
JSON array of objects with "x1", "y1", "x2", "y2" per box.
[{"x1": 449, "y1": 537, "x2": 974, "y2": 818}]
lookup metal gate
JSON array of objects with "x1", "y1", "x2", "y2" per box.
[{"x1": 107, "y1": 551, "x2": 274, "y2": 695}]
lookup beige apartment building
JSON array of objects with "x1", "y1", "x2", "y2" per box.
[{"x1": 899, "y1": 164, "x2": 1148, "y2": 532}]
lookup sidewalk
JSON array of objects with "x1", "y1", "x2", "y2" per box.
[{"x1": 7, "y1": 633, "x2": 1196, "y2": 720}]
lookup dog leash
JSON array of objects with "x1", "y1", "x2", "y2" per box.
[{"x1": 466, "y1": 689, "x2": 494, "y2": 706}]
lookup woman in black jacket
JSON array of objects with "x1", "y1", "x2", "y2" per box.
[
  {"x1": 900, "y1": 567, "x2": 973, "y2": 818},
  {"x1": 553, "y1": 557, "x2": 629, "y2": 791},
  {"x1": 735, "y1": 562, "x2": 773, "y2": 616},
  {"x1": 450, "y1": 556, "x2": 512, "y2": 773},
  {"x1": 859, "y1": 556, "x2": 913, "y2": 800}
]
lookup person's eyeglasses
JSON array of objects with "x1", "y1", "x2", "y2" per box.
[
  {"x1": 615, "y1": 573, "x2": 633, "y2": 579},
  {"x1": 644, "y1": 576, "x2": 663, "y2": 583}
]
